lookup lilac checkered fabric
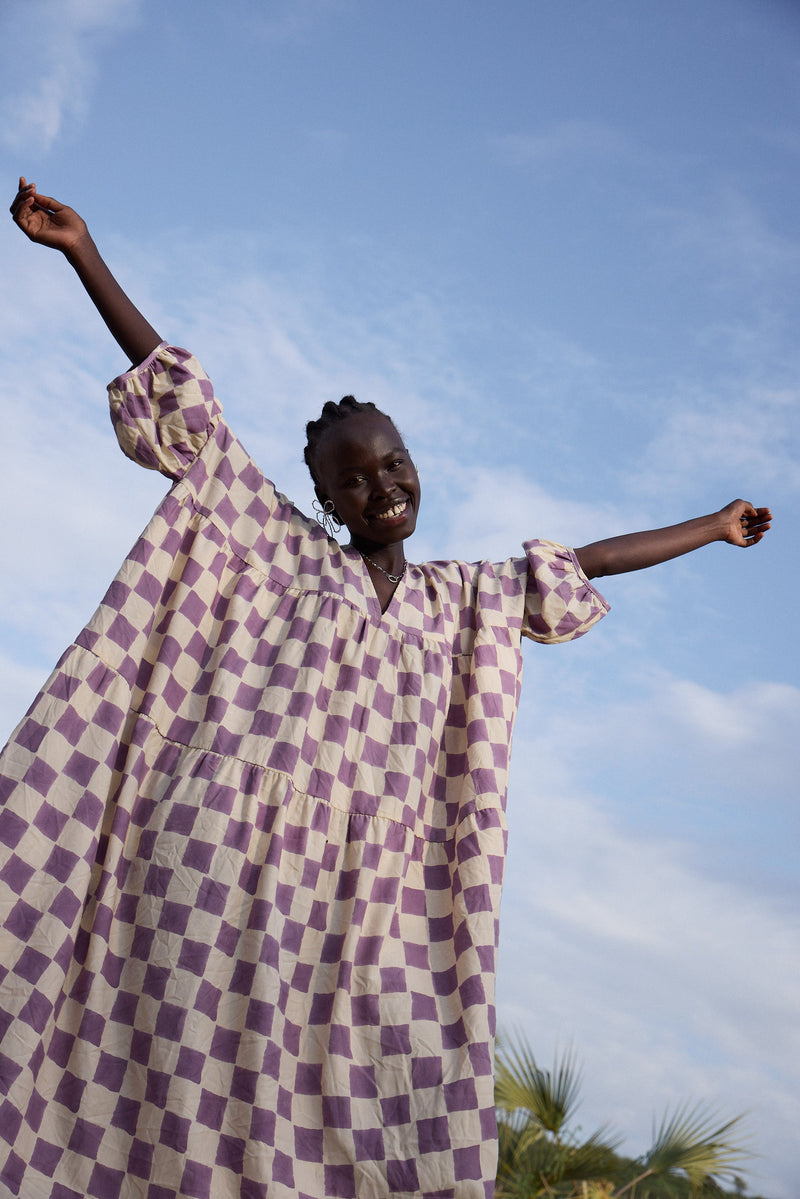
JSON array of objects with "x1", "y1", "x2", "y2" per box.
[{"x1": 0, "y1": 345, "x2": 608, "y2": 1198}]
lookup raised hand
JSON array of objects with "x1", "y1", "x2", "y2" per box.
[
  {"x1": 10, "y1": 176, "x2": 89, "y2": 253},
  {"x1": 720, "y1": 499, "x2": 772, "y2": 547}
]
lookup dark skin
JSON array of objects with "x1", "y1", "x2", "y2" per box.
[{"x1": 11, "y1": 176, "x2": 772, "y2": 614}]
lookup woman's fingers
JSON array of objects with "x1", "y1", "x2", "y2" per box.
[
  {"x1": 26, "y1": 191, "x2": 63, "y2": 213},
  {"x1": 9, "y1": 178, "x2": 34, "y2": 217},
  {"x1": 739, "y1": 506, "x2": 772, "y2": 545}
]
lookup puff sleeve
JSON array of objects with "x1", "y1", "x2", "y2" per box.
[
  {"x1": 108, "y1": 344, "x2": 222, "y2": 479},
  {"x1": 522, "y1": 538, "x2": 609, "y2": 643}
]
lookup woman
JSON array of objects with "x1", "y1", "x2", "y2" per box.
[{"x1": 0, "y1": 179, "x2": 770, "y2": 1199}]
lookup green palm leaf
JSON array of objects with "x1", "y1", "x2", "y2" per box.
[
  {"x1": 644, "y1": 1102, "x2": 750, "y2": 1185},
  {"x1": 617, "y1": 1102, "x2": 751, "y2": 1196},
  {"x1": 495, "y1": 1031, "x2": 582, "y2": 1136}
]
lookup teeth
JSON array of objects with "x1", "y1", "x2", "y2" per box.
[{"x1": 375, "y1": 502, "x2": 407, "y2": 520}]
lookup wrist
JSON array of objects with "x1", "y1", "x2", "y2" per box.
[
  {"x1": 63, "y1": 227, "x2": 97, "y2": 266},
  {"x1": 711, "y1": 508, "x2": 732, "y2": 542}
]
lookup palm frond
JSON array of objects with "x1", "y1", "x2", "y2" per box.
[
  {"x1": 633, "y1": 1102, "x2": 751, "y2": 1190},
  {"x1": 561, "y1": 1131, "x2": 625, "y2": 1184},
  {"x1": 495, "y1": 1030, "x2": 582, "y2": 1136}
]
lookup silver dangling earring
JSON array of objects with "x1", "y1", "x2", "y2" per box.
[{"x1": 312, "y1": 497, "x2": 343, "y2": 537}]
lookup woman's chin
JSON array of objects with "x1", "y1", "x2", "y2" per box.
[{"x1": 350, "y1": 526, "x2": 415, "y2": 553}]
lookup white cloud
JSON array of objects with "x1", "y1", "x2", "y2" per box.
[
  {"x1": 420, "y1": 463, "x2": 629, "y2": 563},
  {"x1": 0, "y1": 0, "x2": 141, "y2": 151},
  {"x1": 498, "y1": 754, "x2": 800, "y2": 1198},
  {"x1": 646, "y1": 186, "x2": 800, "y2": 285},
  {"x1": 631, "y1": 382, "x2": 800, "y2": 499},
  {"x1": 554, "y1": 672, "x2": 800, "y2": 806}
]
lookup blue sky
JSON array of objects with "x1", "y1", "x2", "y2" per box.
[{"x1": 1, "y1": 1, "x2": 798, "y2": 1194}]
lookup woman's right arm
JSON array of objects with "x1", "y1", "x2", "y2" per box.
[{"x1": 10, "y1": 176, "x2": 162, "y2": 367}]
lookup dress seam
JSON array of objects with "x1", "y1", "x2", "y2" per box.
[{"x1": 76, "y1": 683, "x2": 504, "y2": 840}]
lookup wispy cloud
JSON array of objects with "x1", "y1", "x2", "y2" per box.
[
  {"x1": 645, "y1": 186, "x2": 800, "y2": 287},
  {"x1": 633, "y1": 384, "x2": 800, "y2": 497},
  {"x1": 422, "y1": 463, "x2": 628, "y2": 563},
  {"x1": 491, "y1": 120, "x2": 631, "y2": 170},
  {"x1": 0, "y1": 0, "x2": 141, "y2": 151},
  {"x1": 499, "y1": 719, "x2": 800, "y2": 1197},
  {"x1": 539, "y1": 671, "x2": 800, "y2": 824}
]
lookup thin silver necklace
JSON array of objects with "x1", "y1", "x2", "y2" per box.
[{"x1": 361, "y1": 553, "x2": 407, "y2": 584}]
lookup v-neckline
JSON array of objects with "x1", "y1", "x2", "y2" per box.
[{"x1": 344, "y1": 546, "x2": 407, "y2": 619}]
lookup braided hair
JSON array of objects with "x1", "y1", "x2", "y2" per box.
[{"x1": 304, "y1": 395, "x2": 393, "y2": 486}]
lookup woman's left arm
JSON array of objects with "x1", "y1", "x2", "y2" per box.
[{"x1": 574, "y1": 499, "x2": 772, "y2": 580}]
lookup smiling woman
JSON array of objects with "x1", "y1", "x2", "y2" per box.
[
  {"x1": 0, "y1": 178, "x2": 771, "y2": 1199},
  {"x1": 305, "y1": 399, "x2": 421, "y2": 610}
]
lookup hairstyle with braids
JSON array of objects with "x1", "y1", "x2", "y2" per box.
[{"x1": 304, "y1": 395, "x2": 394, "y2": 486}]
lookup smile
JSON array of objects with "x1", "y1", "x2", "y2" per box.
[{"x1": 373, "y1": 501, "x2": 408, "y2": 521}]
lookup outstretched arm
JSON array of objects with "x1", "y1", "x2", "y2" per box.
[
  {"x1": 10, "y1": 176, "x2": 161, "y2": 366},
  {"x1": 574, "y1": 499, "x2": 772, "y2": 580}
]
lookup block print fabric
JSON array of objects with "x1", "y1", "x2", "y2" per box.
[{"x1": 0, "y1": 345, "x2": 609, "y2": 1198}]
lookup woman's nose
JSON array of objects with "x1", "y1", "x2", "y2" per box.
[{"x1": 369, "y1": 471, "x2": 394, "y2": 497}]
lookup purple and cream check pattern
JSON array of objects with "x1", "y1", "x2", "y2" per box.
[{"x1": 0, "y1": 346, "x2": 609, "y2": 1198}]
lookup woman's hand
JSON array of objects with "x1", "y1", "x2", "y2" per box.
[
  {"x1": 719, "y1": 499, "x2": 772, "y2": 547},
  {"x1": 10, "y1": 176, "x2": 89, "y2": 254}
]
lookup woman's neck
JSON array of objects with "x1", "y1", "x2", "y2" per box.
[{"x1": 349, "y1": 541, "x2": 406, "y2": 579}]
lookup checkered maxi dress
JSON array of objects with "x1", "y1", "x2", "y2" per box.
[{"x1": 0, "y1": 345, "x2": 608, "y2": 1199}]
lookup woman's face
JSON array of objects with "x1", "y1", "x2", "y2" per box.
[{"x1": 314, "y1": 413, "x2": 420, "y2": 550}]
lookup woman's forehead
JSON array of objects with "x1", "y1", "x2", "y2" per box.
[{"x1": 318, "y1": 412, "x2": 405, "y2": 458}]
